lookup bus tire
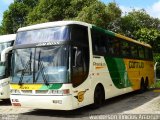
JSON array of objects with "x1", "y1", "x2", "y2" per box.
[
  {"x1": 139, "y1": 78, "x2": 145, "y2": 93},
  {"x1": 93, "y1": 84, "x2": 105, "y2": 108},
  {"x1": 145, "y1": 77, "x2": 149, "y2": 91}
]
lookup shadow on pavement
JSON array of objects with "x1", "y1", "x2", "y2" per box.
[
  {"x1": 22, "y1": 90, "x2": 160, "y2": 118},
  {"x1": 0, "y1": 99, "x2": 11, "y2": 106}
]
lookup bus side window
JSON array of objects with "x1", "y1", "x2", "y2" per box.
[
  {"x1": 91, "y1": 29, "x2": 107, "y2": 55},
  {"x1": 138, "y1": 46, "x2": 145, "y2": 59},
  {"x1": 121, "y1": 41, "x2": 131, "y2": 57},
  {"x1": 107, "y1": 38, "x2": 121, "y2": 56},
  {"x1": 145, "y1": 48, "x2": 150, "y2": 60},
  {"x1": 149, "y1": 49, "x2": 153, "y2": 60},
  {"x1": 108, "y1": 38, "x2": 114, "y2": 55},
  {"x1": 131, "y1": 44, "x2": 138, "y2": 58}
]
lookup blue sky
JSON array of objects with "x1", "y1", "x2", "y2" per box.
[
  {"x1": 101, "y1": 0, "x2": 160, "y2": 18},
  {"x1": 0, "y1": 0, "x2": 14, "y2": 24},
  {"x1": 101, "y1": 0, "x2": 159, "y2": 8},
  {"x1": 0, "y1": 0, "x2": 160, "y2": 24}
]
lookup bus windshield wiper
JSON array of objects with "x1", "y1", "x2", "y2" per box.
[
  {"x1": 18, "y1": 52, "x2": 32, "y2": 85},
  {"x1": 34, "y1": 51, "x2": 49, "y2": 86}
]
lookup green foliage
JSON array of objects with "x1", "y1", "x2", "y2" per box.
[
  {"x1": 65, "y1": 0, "x2": 97, "y2": 19},
  {"x1": 0, "y1": 0, "x2": 38, "y2": 34},
  {"x1": 109, "y1": 9, "x2": 160, "y2": 38},
  {"x1": 108, "y1": 9, "x2": 160, "y2": 63},
  {"x1": 15, "y1": 0, "x2": 39, "y2": 8},
  {"x1": 154, "y1": 54, "x2": 160, "y2": 63},
  {"x1": 153, "y1": 54, "x2": 160, "y2": 79},
  {"x1": 26, "y1": 0, "x2": 72, "y2": 25},
  {"x1": 0, "y1": 2, "x2": 30, "y2": 34},
  {"x1": 26, "y1": 0, "x2": 97, "y2": 25},
  {"x1": 135, "y1": 28, "x2": 160, "y2": 52},
  {"x1": 27, "y1": 0, "x2": 70, "y2": 24},
  {"x1": 75, "y1": 2, "x2": 121, "y2": 29}
]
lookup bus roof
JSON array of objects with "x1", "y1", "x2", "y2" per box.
[
  {"x1": 116, "y1": 33, "x2": 152, "y2": 48},
  {"x1": 0, "y1": 34, "x2": 16, "y2": 43},
  {"x1": 18, "y1": 21, "x2": 92, "y2": 32}
]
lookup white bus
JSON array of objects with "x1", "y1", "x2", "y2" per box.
[
  {"x1": 0, "y1": 34, "x2": 16, "y2": 100},
  {"x1": 10, "y1": 21, "x2": 154, "y2": 110}
]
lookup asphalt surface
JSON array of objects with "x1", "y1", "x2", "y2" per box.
[{"x1": 0, "y1": 90, "x2": 160, "y2": 120}]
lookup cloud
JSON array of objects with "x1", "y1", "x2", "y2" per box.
[
  {"x1": 2, "y1": 0, "x2": 14, "y2": 5},
  {"x1": 0, "y1": 10, "x2": 3, "y2": 25},
  {"x1": 119, "y1": 0, "x2": 160, "y2": 19},
  {"x1": 146, "y1": 0, "x2": 160, "y2": 18},
  {"x1": 120, "y1": 5, "x2": 141, "y2": 16}
]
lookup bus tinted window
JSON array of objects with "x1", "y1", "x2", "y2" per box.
[
  {"x1": 145, "y1": 48, "x2": 150, "y2": 59},
  {"x1": 149, "y1": 49, "x2": 153, "y2": 60},
  {"x1": 71, "y1": 25, "x2": 88, "y2": 46},
  {"x1": 91, "y1": 29, "x2": 107, "y2": 55},
  {"x1": 91, "y1": 27, "x2": 152, "y2": 61},
  {"x1": 108, "y1": 38, "x2": 121, "y2": 56},
  {"x1": 138, "y1": 46, "x2": 145, "y2": 59},
  {"x1": 131, "y1": 44, "x2": 138, "y2": 58},
  {"x1": 121, "y1": 41, "x2": 131, "y2": 57}
]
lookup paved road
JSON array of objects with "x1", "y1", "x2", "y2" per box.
[{"x1": 0, "y1": 91, "x2": 160, "y2": 120}]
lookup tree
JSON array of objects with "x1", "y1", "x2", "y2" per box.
[
  {"x1": 75, "y1": 2, "x2": 122, "y2": 29},
  {"x1": 65, "y1": 0, "x2": 97, "y2": 19},
  {"x1": 26, "y1": 0, "x2": 72, "y2": 25},
  {"x1": 0, "y1": 0, "x2": 39, "y2": 34},
  {"x1": 15, "y1": 0, "x2": 39, "y2": 8},
  {"x1": 135, "y1": 28, "x2": 160, "y2": 52},
  {"x1": 26, "y1": 0, "x2": 97, "y2": 25},
  {"x1": 109, "y1": 9, "x2": 160, "y2": 38},
  {"x1": 1, "y1": 2, "x2": 30, "y2": 34}
]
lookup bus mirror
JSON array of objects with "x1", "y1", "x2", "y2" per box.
[
  {"x1": 73, "y1": 47, "x2": 78, "y2": 67},
  {"x1": 5, "y1": 51, "x2": 13, "y2": 77}
]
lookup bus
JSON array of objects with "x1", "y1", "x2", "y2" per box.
[
  {"x1": 10, "y1": 21, "x2": 154, "y2": 110},
  {"x1": 0, "y1": 34, "x2": 15, "y2": 100}
]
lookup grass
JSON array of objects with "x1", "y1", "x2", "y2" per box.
[{"x1": 151, "y1": 79, "x2": 160, "y2": 88}]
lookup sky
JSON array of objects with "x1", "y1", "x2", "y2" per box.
[
  {"x1": 0, "y1": 0, "x2": 160, "y2": 24},
  {"x1": 101, "y1": 0, "x2": 160, "y2": 18},
  {"x1": 0, "y1": 0, "x2": 14, "y2": 24}
]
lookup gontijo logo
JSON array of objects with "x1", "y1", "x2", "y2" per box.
[{"x1": 129, "y1": 61, "x2": 144, "y2": 68}]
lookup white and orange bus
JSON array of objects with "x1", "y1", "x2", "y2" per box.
[{"x1": 10, "y1": 21, "x2": 154, "y2": 110}]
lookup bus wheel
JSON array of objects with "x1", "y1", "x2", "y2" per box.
[
  {"x1": 139, "y1": 78, "x2": 145, "y2": 93},
  {"x1": 145, "y1": 77, "x2": 149, "y2": 91},
  {"x1": 93, "y1": 84, "x2": 105, "y2": 108}
]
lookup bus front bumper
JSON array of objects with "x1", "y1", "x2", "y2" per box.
[{"x1": 10, "y1": 94, "x2": 74, "y2": 110}]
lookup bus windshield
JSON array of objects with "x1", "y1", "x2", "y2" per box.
[
  {"x1": 12, "y1": 45, "x2": 69, "y2": 84},
  {"x1": 15, "y1": 26, "x2": 70, "y2": 45}
]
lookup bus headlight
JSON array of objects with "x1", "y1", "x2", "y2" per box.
[
  {"x1": 49, "y1": 89, "x2": 70, "y2": 95},
  {"x1": 10, "y1": 89, "x2": 20, "y2": 94}
]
